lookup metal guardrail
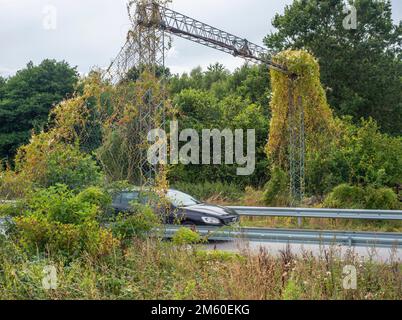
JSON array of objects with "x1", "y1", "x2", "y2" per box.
[
  {"x1": 2, "y1": 200, "x2": 401, "y2": 220},
  {"x1": 164, "y1": 226, "x2": 402, "y2": 248},
  {"x1": 228, "y1": 206, "x2": 402, "y2": 221},
  {"x1": 2, "y1": 200, "x2": 401, "y2": 247}
]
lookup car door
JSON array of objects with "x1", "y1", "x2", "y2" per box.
[{"x1": 113, "y1": 192, "x2": 140, "y2": 213}]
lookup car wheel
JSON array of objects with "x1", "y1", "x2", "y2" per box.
[{"x1": 182, "y1": 221, "x2": 197, "y2": 230}]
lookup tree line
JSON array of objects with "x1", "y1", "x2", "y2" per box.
[{"x1": 0, "y1": 0, "x2": 401, "y2": 205}]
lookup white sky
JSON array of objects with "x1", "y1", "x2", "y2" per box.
[{"x1": 0, "y1": 0, "x2": 401, "y2": 77}]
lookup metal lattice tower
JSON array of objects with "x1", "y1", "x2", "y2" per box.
[
  {"x1": 107, "y1": 1, "x2": 305, "y2": 202},
  {"x1": 288, "y1": 80, "x2": 305, "y2": 204},
  {"x1": 106, "y1": 0, "x2": 170, "y2": 186}
]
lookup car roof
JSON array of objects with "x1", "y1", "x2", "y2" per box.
[{"x1": 120, "y1": 187, "x2": 180, "y2": 193}]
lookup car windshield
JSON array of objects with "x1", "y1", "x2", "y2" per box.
[{"x1": 166, "y1": 190, "x2": 201, "y2": 207}]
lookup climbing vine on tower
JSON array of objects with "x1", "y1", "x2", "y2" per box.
[{"x1": 267, "y1": 50, "x2": 335, "y2": 169}]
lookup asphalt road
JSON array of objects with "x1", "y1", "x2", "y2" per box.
[{"x1": 203, "y1": 240, "x2": 402, "y2": 263}]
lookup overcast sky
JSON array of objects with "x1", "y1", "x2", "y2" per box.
[{"x1": 0, "y1": 0, "x2": 401, "y2": 77}]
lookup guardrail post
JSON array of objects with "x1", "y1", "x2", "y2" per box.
[{"x1": 297, "y1": 212, "x2": 303, "y2": 228}]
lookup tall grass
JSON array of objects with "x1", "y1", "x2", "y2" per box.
[{"x1": 0, "y1": 236, "x2": 400, "y2": 300}]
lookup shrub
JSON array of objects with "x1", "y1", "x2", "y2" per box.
[
  {"x1": 15, "y1": 133, "x2": 102, "y2": 190},
  {"x1": 0, "y1": 168, "x2": 32, "y2": 199},
  {"x1": 13, "y1": 217, "x2": 118, "y2": 258},
  {"x1": 14, "y1": 216, "x2": 81, "y2": 256},
  {"x1": 306, "y1": 118, "x2": 402, "y2": 195},
  {"x1": 44, "y1": 147, "x2": 102, "y2": 190},
  {"x1": 111, "y1": 205, "x2": 160, "y2": 241},
  {"x1": 365, "y1": 187, "x2": 401, "y2": 210},
  {"x1": 172, "y1": 227, "x2": 202, "y2": 246},
  {"x1": 12, "y1": 185, "x2": 119, "y2": 258},
  {"x1": 26, "y1": 185, "x2": 100, "y2": 225},
  {"x1": 75, "y1": 186, "x2": 112, "y2": 212},
  {"x1": 263, "y1": 167, "x2": 290, "y2": 206},
  {"x1": 0, "y1": 201, "x2": 24, "y2": 217},
  {"x1": 324, "y1": 184, "x2": 400, "y2": 210},
  {"x1": 195, "y1": 250, "x2": 245, "y2": 263}
]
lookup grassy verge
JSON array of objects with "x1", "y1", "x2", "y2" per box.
[{"x1": 0, "y1": 236, "x2": 400, "y2": 300}]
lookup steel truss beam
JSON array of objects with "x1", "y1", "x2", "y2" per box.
[
  {"x1": 107, "y1": 1, "x2": 304, "y2": 204},
  {"x1": 131, "y1": 2, "x2": 287, "y2": 74}
]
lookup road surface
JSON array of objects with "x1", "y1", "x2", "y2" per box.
[{"x1": 203, "y1": 240, "x2": 401, "y2": 263}]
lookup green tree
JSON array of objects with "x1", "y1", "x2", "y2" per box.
[
  {"x1": 169, "y1": 64, "x2": 271, "y2": 108},
  {"x1": 123, "y1": 64, "x2": 171, "y2": 83},
  {"x1": 166, "y1": 63, "x2": 274, "y2": 187},
  {"x1": 0, "y1": 76, "x2": 5, "y2": 100},
  {"x1": 0, "y1": 60, "x2": 78, "y2": 162},
  {"x1": 227, "y1": 64, "x2": 271, "y2": 108},
  {"x1": 172, "y1": 88, "x2": 220, "y2": 129},
  {"x1": 264, "y1": 0, "x2": 402, "y2": 135}
]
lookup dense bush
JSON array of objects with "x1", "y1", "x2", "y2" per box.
[
  {"x1": 0, "y1": 167, "x2": 33, "y2": 199},
  {"x1": 15, "y1": 134, "x2": 102, "y2": 190},
  {"x1": 307, "y1": 118, "x2": 402, "y2": 196},
  {"x1": 0, "y1": 201, "x2": 24, "y2": 218},
  {"x1": 75, "y1": 186, "x2": 112, "y2": 213},
  {"x1": 11, "y1": 185, "x2": 119, "y2": 258},
  {"x1": 25, "y1": 185, "x2": 106, "y2": 225},
  {"x1": 13, "y1": 217, "x2": 117, "y2": 258},
  {"x1": 172, "y1": 227, "x2": 202, "y2": 246},
  {"x1": 111, "y1": 205, "x2": 160, "y2": 241},
  {"x1": 44, "y1": 147, "x2": 102, "y2": 190},
  {"x1": 324, "y1": 184, "x2": 401, "y2": 210}
]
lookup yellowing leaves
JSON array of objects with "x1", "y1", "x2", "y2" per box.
[{"x1": 267, "y1": 50, "x2": 335, "y2": 167}]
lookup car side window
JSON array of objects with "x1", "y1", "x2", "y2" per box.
[
  {"x1": 121, "y1": 192, "x2": 139, "y2": 206},
  {"x1": 112, "y1": 193, "x2": 122, "y2": 205}
]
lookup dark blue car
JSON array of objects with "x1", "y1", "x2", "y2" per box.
[{"x1": 112, "y1": 189, "x2": 239, "y2": 227}]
